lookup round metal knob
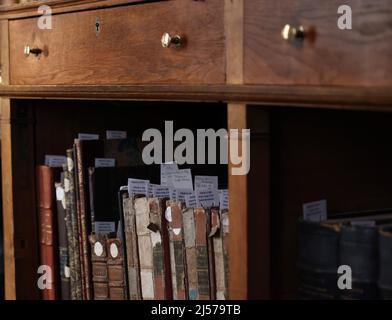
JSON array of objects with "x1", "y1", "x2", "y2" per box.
[
  {"x1": 24, "y1": 45, "x2": 43, "y2": 57},
  {"x1": 161, "y1": 33, "x2": 182, "y2": 48},
  {"x1": 281, "y1": 24, "x2": 305, "y2": 41}
]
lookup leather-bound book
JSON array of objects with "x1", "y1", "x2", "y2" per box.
[
  {"x1": 194, "y1": 208, "x2": 210, "y2": 300},
  {"x1": 379, "y1": 227, "x2": 392, "y2": 299},
  {"x1": 183, "y1": 207, "x2": 198, "y2": 300},
  {"x1": 89, "y1": 234, "x2": 109, "y2": 300},
  {"x1": 148, "y1": 198, "x2": 166, "y2": 300},
  {"x1": 107, "y1": 238, "x2": 128, "y2": 300},
  {"x1": 55, "y1": 181, "x2": 71, "y2": 300},
  {"x1": 160, "y1": 198, "x2": 173, "y2": 300},
  {"x1": 339, "y1": 224, "x2": 379, "y2": 299},
  {"x1": 65, "y1": 149, "x2": 82, "y2": 300},
  {"x1": 297, "y1": 219, "x2": 340, "y2": 299},
  {"x1": 220, "y1": 209, "x2": 230, "y2": 299},
  {"x1": 207, "y1": 207, "x2": 218, "y2": 300},
  {"x1": 167, "y1": 200, "x2": 187, "y2": 300},
  {"x1": 36, "y1": 165, "x2": 61, "y2": 300},
  {"x1": 121, "y1": 193, "x2": 142, "y2": 300}
]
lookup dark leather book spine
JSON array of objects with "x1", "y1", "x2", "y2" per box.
[
  {"x1": 207, "y1": 208, "x2": 218, "y2": 300},
  {"x1": 88, "y1": 167, "x2": 96, "y2": 232},
  {"x1": 297, "y1": 219, "x2": 340, "y2": 299},
  {"x1": 168, "y1": 201, "x2": 187, "y2": 300},
  {"x1": 122, "y1": 194, "x2": 142, "y2": 300},
  {"x1": 66, "y1": 148, "x2": 83, "y2": 300},
  {"x1": 194, "y1": 207, "x2": 210, "y2": 300},
  {"x1": 55, "y1": 181, "x2": 71, "y2": 300},
  {"x1": 149, "y1": 198, "x2": 165, "y2": 300},
  {"x1": 36, "y1": 165, "x2": 60, "y2": 300},
  {"x1": 339, "y1": 225, "x2": 379, "y2": 299},
  {"x1": 379, "y1": 228, "x2": 392, "y2": 299},
  {"x1": 89, "y1": 234, "x2": 109, "y2": 300},
  {"x1": 107, "y1": 238, "x2": 128, "y2": 300},
  {"x1": 161, "y1": 199, "x2": 173, "y2": 300},
  {"x1": 75, "y1": 140, "x2": 92, "y2": 300}
]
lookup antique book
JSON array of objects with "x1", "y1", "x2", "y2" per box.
[
  {"x1": 148, "y1": 197, "x2": 166, "y2": 300},
  {"x1": 121, "y1": 192, "x2": 142, "y2": 300},
  {"x1": 220, "y1": 209, "x2": 230, "y2": 299},
  {"x1": 89, "y1": 234, "x2": 109, "y2": 300},
  {"x1": 194, "y1": 207, "x2": 210, "y2": 300},
  {"x1": 107, "y1": 238, "x2": 128, "y2": 300},
  {"x1": 379, "y1": 227, "x2": 392, "y2": 299},
  {"x1": 207, "y1": 207, "x2": 218, "y2": 300},
  {"x1": 135, "y1": 197, "x2": 155, "y2": 300},
  {"x1": 36, "y1": 165, "x2": 60, "y2": 300},
  {"x1": 167, "y1": 200, "x2": 187, "y2": 300},
  {"x1": 210, "y1": 207, "x2": 226, "y2": 300},
  {"x1": 183, "y1": 207, "x2": 198, "y2": 300},
  {"x1": 160, "y1": 198, "x2": 173, "y2": 300},
  {"x1": 55, "y1": 181, "x2": 71, "y2": 300},
  {"x1": 65, "y1": 149, "x2": 82, "y2": 300},
  {"x1": 339, "y1": 225, "x2": 379, "y2": 299},
  {"x1": 297, "y1": 219, "x2": 340, "y2": 299}
]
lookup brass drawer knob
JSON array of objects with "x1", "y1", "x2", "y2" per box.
[
  {"x1": 161, "y1": 33, "x2": 182, "y2": 48},
  {"x1": 281, "y1": 24, "x2": 305, "y2": 41},
  {"x1": 24, "y1": 45, "x2": 43, "y2": 57}
]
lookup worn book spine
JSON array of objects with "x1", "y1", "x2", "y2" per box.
[
  {"x1": 220, "y1": 209, "x2": 230, "y2": 299},
  {"x1": 160, "y1": 198, "x2": 173, "y2": 300},
  {"x1": 88, "y1": 167, "x2": 96, "y2": 232},
  {"x1": 135, "y1": 197, "x2": 155, "y2": 300},
  {"x1": 66, "y1": 149, "x2": 83, "y2": 300},
  {"x1": 194, "y1": 207, "x2": 210, "y2": 300},
  {"x1": 207, "y1": 208, "x2": 218, "y2": 300},
  {"x1": 122, "y1": 194, "x2": 142, "y2": 300},
  {"x1": 149, "y1": 198, "x2": 165, "y2": 300},
  {"x1": 55, "y1": 182, "x2": 71, "y2": 300},
  {"x1": 89, "y1": 234, "x2": 109, "y2": 300},
  {"x1": 75, "y1": 140, "x2": 92, "y2": 300},
  {"x1": 167, "y1": 201, "x2": 187, "y2": 300},
  {"x1": 36, "y1": 165, "x2": 60, "y2": 300},
  {"x1": 210, "y1": 207, "x2": 225, "y2": 300},
  {"x1": 107, "y1": 238, "x2": 128, "y2": 300},
  {"x1": 183, "y1": 207, "x2": 198, "y2": 300}
]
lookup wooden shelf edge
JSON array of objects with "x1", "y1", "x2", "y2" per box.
[{"x1": 0, "y1": 84, "x2": 391, "y2": 111}]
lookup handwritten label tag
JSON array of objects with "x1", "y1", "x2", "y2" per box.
[
  {"x1": 303, "y1": 200, "x2": 327, "y2": 222},
  {"x1": 95, "y1": 221, "x2": 115, "y2": 235},
  {"x1": 94, "y1": 158, "x2": 115, "y2": 168},
  {"x1": 153, "y1": 185, "x2": 170, "y2": 198},
  {"x1": 176, "y1": 189, "x2": 194, "y2": 203},
  {"x1": 185, "y1": 193, "x2": 197, "y2": 208},
  {"x1": 45, "y1": 155, "x2": 67, "y2": 168},
  {"x1": 128, "y1": 178, "x2": 150, "y2": 197},
  {"x1": 106, "y1": 130, "x2": 127, "y2": 140},
  {"x1": 172, "y1": 169, "x2": 193, "y2": 190},
  {"x1": 219, "y1": 189, "x2": 229, "y2": 210},
  {"x1": 161, "y1": 162, "x2": 179, "y2": 186},
  {"x1": 78, "y1": 133, "x2": 99, "y2": 140},
  {"x1": 196, "y1": 189, "x2": 216, "y2": 208},
  {"x1": 195, "y1": 176, "x2": 219, "y2": 204}
]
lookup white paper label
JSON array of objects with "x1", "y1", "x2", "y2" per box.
[
  {"x1": 95, "y1": 221, "x2": 115, "y2": 235},
  {"x1": 106, "y1": 130, "x2": 127, "y2": 140},
  {"x1": 160, "y1": 162, "x2": 179, "y2": 186},
  {"x1": 185, "y1": 193, "x2": 197, "y2": 208},
  {"x1": 176, "y1": 189, "x2": 194, "y2": 203},
  {"x1": 45, "y1": 155, "x2": 67, "y2": 168},
  {"x1": 172, "y1": 169, "x2": 193, "y2": 190},
  {"x1": 94, "y1": 242, "x2": 104, "y2": 257},
  {"x1": 303, "y1": 200, "x2": 327, "y2": 222},
  {"x1": 110, "y1": 243, "x2": 119, "y2": 258},
  {"x1": 78, "y1": 133, "x2": 99, "y2": 140},
  {"x1": 64, "y1": 266, "x2": 71, "y2": 278},
  {"x1": 196, "y1": 189, "x2": 216, "y2": 208},
  {"x1": 153, "y1": 185, "x2": 170, "y2": 198},
  {"x1": 219, "y1": 189, "x2": 229, "y2": 210},
  {"x1": 195, "y1": 175, "x2": 219, "y2": 204},
  {"x1": 95, "y1": 158, "x2": 116, "y2": 168},
  {"x1": 128, "y1": 178, "x2": 150, "y2": 196},
  {"x1": 56, "y1": 186, "x2": 65, "y2": 201},
  {"x1": 165, "y1": 207, "x2": 172, "y2": 222}
]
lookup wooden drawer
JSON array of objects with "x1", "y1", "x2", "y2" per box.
[
  {"x1": 244, "y1": 0, "x2": 392, "y2": 87},
  {"x1": 9, "y1": 1, "x2": 224, "y2": 85}
]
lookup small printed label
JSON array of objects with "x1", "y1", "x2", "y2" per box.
[
  {"x1": 106, "y1": 130, "x2": 127, "y2": 140},
  {"x1": 303, "y1": 200, "x2": 328, "y2": 222},
  {"x1": 185, "y1": 193, "x2": 197, "y2": 208},
  {"x1": 45, "y1": 155, "x2": 67, "y2": 168},
  {"x1": 55, "y1": 186, "x2": 65, "y2": 202},
  {"x1": 153, "y1": 185, "x2": 170, "y2": 198},
  {"x1": 78, "y1": 133, "x2": 99, "y2": 140},
  {"x1": 170, "y1": 188, "x2": 177, "y2": 201},
  {"x1": 110, "y1": 243, "x2": 119, "y2": 258},
  {"x1": 161, "y1": 162, "x2": 179, "y2": 187},
  {"x1": 94, "y1": 242, "x2": 104, "y2": 257},
  {"x1": 219, "y1": 189, "x2": 229, "y2": 210},
  {"x1": 128, "y1": 178, "x2": 150, "y2": 197},
  {"x1": 195, "y1": 175, "x2": 219, "y2": 204},
  {"x1": 196, "y1": 189, "x2": 216, "y2": 208},
  {"x1": 148, "y1": 184, "x2": 158, "y2": 198},
  {"x1": 94, "y1": 158, "x2": 116, "y2": 168},
  {"x1": 176, "y1": 189, "x2": 194, "y2": 203},
  {"x1": 64, "y1": 266, "x2": 71, "y2": 278},
  {"x1": 95, "y1": 221, "x2": 115, "y2": 235},
  {"x1": 172, "y1": 169, "x2": 193, "y2": 190}
]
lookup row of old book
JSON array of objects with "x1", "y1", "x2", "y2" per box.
[
  {"x1": 37, "y1": 137, "x2": 229, "y2": 300},
  {"x1": 298, "y1": 211, "x2": 392, "y2": 300}
]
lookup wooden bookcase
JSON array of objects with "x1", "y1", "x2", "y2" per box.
[{"x1": 0, "y1": 0, "x2": 391, "y2": 300}]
